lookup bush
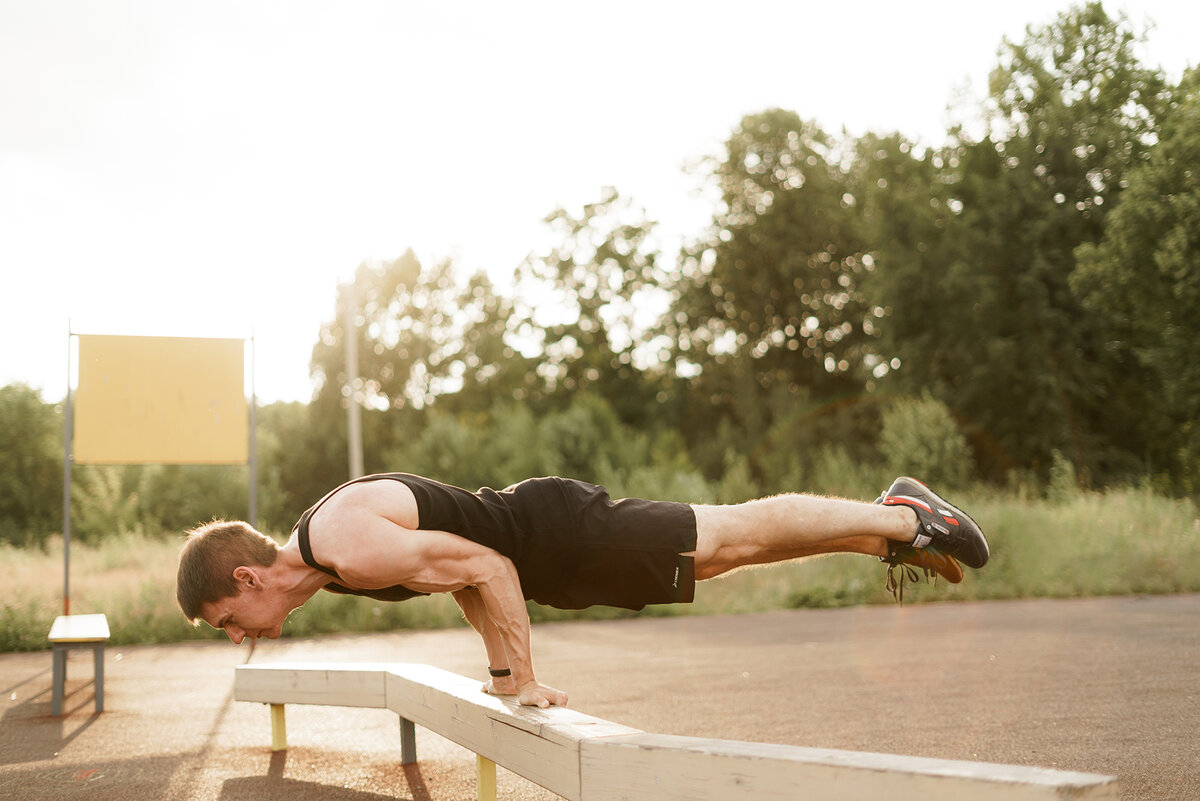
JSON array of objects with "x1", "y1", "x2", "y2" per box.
[
  {"x1": 879, "y1": 394, "x2": 973, "y2": 489},
  {"x1": 0, "y1": 384, "x2": 62, "y2": 545}
]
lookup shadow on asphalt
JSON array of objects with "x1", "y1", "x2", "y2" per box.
[
  {"x1": 216, "y1": 751, "x2": 433, "y2": 801},
  {"x1": 0, "y1": 754, "x2": 187, "y2": 799},
  {"x1": 219, "y1": 774, "x2": 409, "y2": 801},
  {"x1": 0, "y1": 679, "x2": 102, "y2": 765}
]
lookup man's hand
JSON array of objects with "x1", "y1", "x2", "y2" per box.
[
  {"x1": 481, "y1": 676, "x2": 567, "y2": 707},
  {"x1": 517, "y1": 680, "x2": 568, "y2": 709}
]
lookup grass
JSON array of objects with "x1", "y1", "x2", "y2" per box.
[{"x1": 2, "y1": 486, "x2": 1198, "y2": 652}]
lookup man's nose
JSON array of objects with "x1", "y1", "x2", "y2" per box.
[{"x1": 226, "y1": 626, "x2": 246, "y2": 645}]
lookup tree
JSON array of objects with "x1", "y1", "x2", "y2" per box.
[
  {"x1": 675, "y1": 110, "x2": 875, "y2": 395},
  {"x1": 1073, "y1": 67, "x2": 1200, "y2": 489},
  {"x1": 0, "y1": 384, "x2": 61, "y2": 544},
  {"x1": 510, "y1": 188, "x2": 671, "y2": 423},
  {"x1": 867, "y1": 3, "x2": 1168, "y2": 482},
  {"x1": 667, "y1": 110, "x2": 877, "y2": 480},
  {"x1": 311, "y1": 250, "x2": 520, "y2": 413},
  {"x1": 851, "y1": 132, "x2": 955, "y2": 392}
]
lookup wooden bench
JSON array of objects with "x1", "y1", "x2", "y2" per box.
[
  {"x1": 235, "y1": 662, "x2": 1119, "y2": 801},
  {"x1": 48, "y1": 613, "x2": 109, "y2": 716}
]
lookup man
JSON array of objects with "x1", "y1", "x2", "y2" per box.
[{"x1": 177, "y1": 474, "x2": 987, "y2": 708}]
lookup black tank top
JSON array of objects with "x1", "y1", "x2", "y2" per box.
[{"x1": 291, "y1": 473, "x2": 529, "y2": 603}]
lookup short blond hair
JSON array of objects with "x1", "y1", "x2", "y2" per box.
[{"x1": 176, "y1": 520, "x2": 278, "y2": 623}]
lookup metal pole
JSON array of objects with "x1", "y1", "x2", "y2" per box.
[
  {"x1": 62, "y1": 327, "x2": 73, "y2": 616},
  {"x1": 248, "y1": 333, "x2": 258, "y2": 527},
  {"x1": 345, "y1": 282, "x2": 364, "y2": 479}
]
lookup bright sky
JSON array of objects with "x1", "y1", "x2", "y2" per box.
[{"x1": 2, "y1": 0, "x2": 1196, "y2": 404}]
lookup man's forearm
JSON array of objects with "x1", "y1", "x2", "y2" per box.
[
  {"x1": 474, "y1": 563, "x2": 537, "y2": 688},
  {"x1": 461, "y1": 552, "x2": 567, "y2": 708},
  {"x1": 451, "y1": 587, "x2": 509, "y2": 671}
]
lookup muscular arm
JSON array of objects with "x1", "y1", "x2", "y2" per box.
[
  {"x1": 467, "y1": 555, "x2": 567, "y2": 707},
  {"x1": 451, "y1": 584, "x2": 563, "y2": 705},
  {"x1": 310, "y1": 484, "x2": 567, "y2": 707},
  {"x1": 451, "y1": 587, "x2": 509, "y2": 681}
]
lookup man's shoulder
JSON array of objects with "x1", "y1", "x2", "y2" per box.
[{"x1": 314, "y1": 478, "x2": 421, "y2": 530}]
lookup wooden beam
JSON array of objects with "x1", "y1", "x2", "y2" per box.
[
  {"x1": 580, "y1": 733, "x2": 1119, "y2": 801},
  {"x1": 383, "y1": 664, "x2": 639, "y2": 801},
  {"x1": 233, "y1": 663, "x2": 1119, "y2": 801},
  {"x1": 235, "y1": 662, "x2": 390, "y2": 708}
]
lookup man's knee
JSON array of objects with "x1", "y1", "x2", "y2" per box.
[{"x1": 690, "y1": 504, "x2": 750, "y2": 579}]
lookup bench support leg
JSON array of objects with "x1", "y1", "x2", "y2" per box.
[
  {"x1": 476, "y1": 754, "x2": 496, "y2": 801},
  {"x1": 399, "y1": 716, "x2": 417, "y2": 765},
  {"x1": 93, "y1": 646, "x2": 104, "y2": 712},
  {"x1": 51, "y1": 647, "x2": 66, "y2": 716},
  {"x1": 270, "y1": 704, "x2": 287, "y2": 751}
]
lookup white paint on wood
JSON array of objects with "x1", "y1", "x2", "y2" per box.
[
  {"x1": 233, "y1": 662, "x2": 1120, "y2": 801},
  {"x1": 234, "y1": 662, "x2": 390, "y2": 707},
  {"x1": 48, "y1": 614, "x2": 110, "y2": 642},
  {"x1": 580, "y1": 733, "x2": 1119, "y2": 801},
  {"x1": 383, "y1": 664, "x2": 639, "y2": 801}
]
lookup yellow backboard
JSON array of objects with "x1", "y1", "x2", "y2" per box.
[{"x1": 74, "y1": 335, "x2": 248, "y2": 464}]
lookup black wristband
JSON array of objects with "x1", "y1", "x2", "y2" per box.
[{"x1": 488, "y1": 667, "x2": 511, "y2": 678}]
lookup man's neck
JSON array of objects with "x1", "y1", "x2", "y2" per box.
[{"x1": 270, "y1": 541, "x2": 332, "y2": 605}]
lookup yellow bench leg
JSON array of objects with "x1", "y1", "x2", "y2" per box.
[
  {"x1": 270, "y1": 704, "x2": 287, "y2": 751},
  {"x1": 476, "y1": 754, "x2": 496, "y2": 801}
]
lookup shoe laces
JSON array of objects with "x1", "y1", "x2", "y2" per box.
[{"x1": 881, "y1": 551, "x2": 938, "y2": 605}]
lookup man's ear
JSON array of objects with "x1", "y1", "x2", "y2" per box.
[{"x1": 232, "y1": 566, "x2": 262, "y2": 590}]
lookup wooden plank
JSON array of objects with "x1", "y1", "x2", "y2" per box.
[
  {"x1": 48, "y1": 614, "x2": 110, "y2": 642},
  {"x1": 235, "y1": 663, "x2": 389, "y2": 708},
  {"x1": 231, "y1": 662, "x2": 1119, "y2": 801},
  {"x1": 384, "y1": 664, "x2": 641, "y2": 801},
  {"x1": 387, "y1": 664, "x2": 639, "y2": 747},
  {"x1": 580, "y1": 733, "x2": 1120, "y2": 801}
]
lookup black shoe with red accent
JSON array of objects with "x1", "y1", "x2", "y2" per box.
[{"x1": 877, "y1": 477, "x2": 989, "y2": 569}]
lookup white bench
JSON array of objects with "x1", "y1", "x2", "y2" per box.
[
  {"x1": 235, "y1": 662, "x2": 1118, "y2": 801},
  {"x1": 48, "y1": 613, "x2": 110, "y2": 716}
]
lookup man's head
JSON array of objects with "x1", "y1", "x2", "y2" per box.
[{"x1": 177, "y1": 520, "x2": 279, "y2": 625}]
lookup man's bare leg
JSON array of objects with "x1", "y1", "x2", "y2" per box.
[{"x1": 690, "y1": 494, "x2": 919, "y2": 580}]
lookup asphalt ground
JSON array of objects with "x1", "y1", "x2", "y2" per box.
[{"x1": 2, "y1": 594, "x2": 1197, "y2": 801}]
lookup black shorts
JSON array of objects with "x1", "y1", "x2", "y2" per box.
[{"x1": 500, "y1": 477, "x2": 698, "y2": 611}]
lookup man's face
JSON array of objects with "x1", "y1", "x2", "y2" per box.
[{"x1": 199, "y1": 581, "x2": 289, "y2": 645}]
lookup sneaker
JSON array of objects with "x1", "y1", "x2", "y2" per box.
[
  {"x1": 876, "y1": 477, "x2": 989, "y2": 569},
  {"x1": 881, "y1": 543, "x2": 963, "y2": 584},
  {"x1": 872, "y1": 494, "x2": 964, "y2": 603}
]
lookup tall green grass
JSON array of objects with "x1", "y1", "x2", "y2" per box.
[{"x1": 2, "y1": 487, "x2": 1197, "y2": 652}]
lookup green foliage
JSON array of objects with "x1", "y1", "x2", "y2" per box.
[
  {"x1": 861, "y1": 3, "x2": 1171, "y2": 485},
  {"x1": 254, "y1": 398, "x2": 350, "y2": 533},
  {"x1": 1048, "y1": 449, "x2": 1080, "y2": 501},
  {"x1": 71, "y1": 466, "x2": 144, "y2": 542},
  {"x1": 139, "y1": 465, "x2": 250, "y2": 533},
  {"x1": 952, "y1": 488, "x2": 1200, "y2": 600},
  {"x1": 311, "y1": 250, "x2": 522, "y2": 413},
  {"x1": 1072, "y1": 66, "x2": 1200, "y2": 488},
  {"x1": 0, "y1": 384, "x2": 61, "y2": 544},
  {"x1": 806, "y1": 445, "x2": 890, "y2": 500},
  {"x1": 879, "y1": 395, "x2": 973, "y2": 490},
  {"x1": 385, "y1": 394, "x2": 709, "y2": 500},
  {"x1": 511, "y1": 188, "x2": 670, "y2": 417},
  {"x1": 669, "y1": 110, "x2": 872, "y2": 464}
]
